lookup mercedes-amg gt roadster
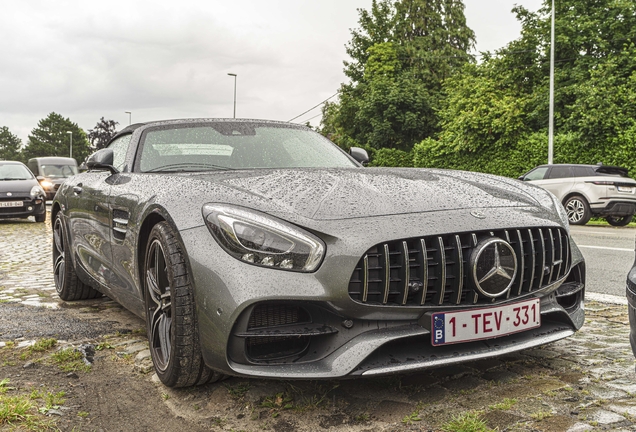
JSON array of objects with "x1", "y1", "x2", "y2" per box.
[{"x1": 52, "y1": 119, "x2": 585, "y2": 387}]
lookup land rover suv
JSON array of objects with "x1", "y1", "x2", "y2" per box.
[{"x1": 519, "y1": 164, "x2": 636, "y2": 226}]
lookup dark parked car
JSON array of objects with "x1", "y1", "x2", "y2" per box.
[
  {"x1": 627, "y1": 244, "x2": 636, "y2": 358},
  {"x1": 519, "y1": 164, "x2": 636, "y2": 226},
  {"x1": 27, "y1": 157, "x2": 78, "y2": 200},
  {"x1": 52, "y1": 119, "x2": 586, "y2": 387},
  {"x1": 0, "y1": 161, "x2": 47, "y2": 222}
]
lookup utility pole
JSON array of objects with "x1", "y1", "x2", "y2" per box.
[{"x1": 548, "y1": 0, "x2": 555, "y2": 164}]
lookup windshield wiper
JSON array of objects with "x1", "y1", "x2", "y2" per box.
[
  {"x1": 0, "y1": 178, "x2": 29, "y2": 181},
  {"x1": 146, "y1": 163, "x2": 234, "y2": 173}
]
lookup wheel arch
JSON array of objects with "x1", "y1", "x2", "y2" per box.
[
  {"x1": 136, "y1": 210, "x2": 167, "y2": 291},
  {"x1": 561, "y1": 192, "x2": 590, "y2": 206}
]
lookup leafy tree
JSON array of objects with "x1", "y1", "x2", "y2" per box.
[
  {"x1": 88, "y1": 117, "x2": 119, "y2": 150},
  {"x1": 22, "y1": 113, "x2": 91, "y2": 163},
  {"x1": 322, "y1": 0, "x2": 475, "y2": 151},
  {"x1": 0, "y1": 127, "x2": 22, "y2": 161},
  {"x1": 422, "y1": 0, "x2": 636, "y2": 177}
]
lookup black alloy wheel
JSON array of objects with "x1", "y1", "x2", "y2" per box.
[
  {"x1": 143, "y1": 221, "x2": 223, "y2": 387},
  {"x1": 564, "y1": 196, "x2": 591, "y2": 225},
  {"x1": 606, "y1": 215, "x2": 634, "y2": 227},
  {"x1": 52, "y1": 213, "x2": 101, "y2": 300}
]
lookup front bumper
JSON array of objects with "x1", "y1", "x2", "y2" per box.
[
  {"x1": 182, "y1": 208, "x2": 586, "y2": 379},
  {"x1": 0, "y1": 198, "x2": 46, "y2": 219}
]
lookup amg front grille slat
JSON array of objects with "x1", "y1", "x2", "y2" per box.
[
  {"x1": 382, "y1": 244, "x2": 390, "y2": 304},
  {"x1": 362, "y1": 256, "x2": 369, "y2": 302},
  {"x1": 437, "y1": 237, "x2": 446, "y2": 305},
  {"x1": 454, "y1": 235, "x2": 463, "y2": 305},
  {"x1": 527, "y1": 230, "x2": 536, "y2": 292},
  {"x1": 515, "y1": 230, "x2": 525, "y2": 296},
  {"x1": 420, "y1": 239, "x2": 429, "y2": 305},
  {"x1": 401, "y1": 241, "x2": 410, "y2": 305},
  {"x1": 349, "y1": 226, "x2": 570, "y2": 307},
  {"x1": 538, "y1": 229, "x2": 546, "y2": 289}
]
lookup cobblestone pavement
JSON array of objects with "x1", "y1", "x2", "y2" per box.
[
  {"x1": 0, "y1": 213, "x2": 59, "y2": 308},
  {"x1": 2, "y1": 212, "x2": 636, "y2": 431}
]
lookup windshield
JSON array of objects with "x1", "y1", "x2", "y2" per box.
[
  {"x1": 138, "y1": 122, "x2": 357, "y2": 172},
  {"x1": 0, "y1": 163, "x2": 34, "y2": 180},
  {"x1": 41, "y1": 164, "x2": 78, "y2": 178}
]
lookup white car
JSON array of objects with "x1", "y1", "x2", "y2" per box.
[{"x1": 519, "y1": 164, "x2": 636, "y2": 226}]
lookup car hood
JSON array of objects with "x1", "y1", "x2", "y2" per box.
[
  {"x1": 187, "y1": 168, "x2": 549, "y2": 221},
  {"x1": 0, "y1": 178, "x2": 38, "y2": 195}
]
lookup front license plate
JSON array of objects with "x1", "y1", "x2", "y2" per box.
[
  {"x1": 617, "y1": 186, "x2": 634, "y2": 193},
  {"x1": 0, "y1": 201, "x2": 23, "y2": 208},
  {"x1": 431, "y1": 298, "x2": 541, "y2": 346}
]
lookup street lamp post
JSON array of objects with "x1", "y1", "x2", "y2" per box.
[
  {"x1": 548, "y1": 0, "x2": 555, "y2": 164},
  {"x1": 125, "y1": 111, "x2": 132, "y2": 125},
  {"x1": 66, "y1": 131, "x2": 73, "y2": 159},
  {"x1": 227, "y1": 73, "x2": 237, "y2": 118}
]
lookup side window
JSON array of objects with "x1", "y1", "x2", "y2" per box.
[
  {"x1": 108, "y1": 134, "x2": 132, "y2": 170},
  {"x1": 572, "y1": 166, "x2": 594, "y2": 177},
  {"x1": 524, "y1": 167, "x2": 549, "y2": 181},
  {"x1": 548, "y1": 166, "x2": 572, "y2": 179}
]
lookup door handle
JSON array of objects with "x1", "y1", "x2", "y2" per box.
[{"x1": 73, "y1": 185, "x2": 83, "y2": 195}]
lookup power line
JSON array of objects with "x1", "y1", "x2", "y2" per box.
[
  {"x1": 288, "y1": 93, "x2": 338, "y2": 122},
  {"x1": 297, "y1": 112, "x2": 323, "y2": 124}
]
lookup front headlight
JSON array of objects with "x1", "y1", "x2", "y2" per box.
[
  {"x1": 202, "y1": 204, "x2": 325, "y2": 272},
  {"x1": 39, "y1": 180, "x2": 53, "y2": 189},
  {"x1": 549, "y1": 191, "x2": 570, "y2": 233},
  {"x1": 30, "y1": 185, "x2": 45, "y2": 198}
]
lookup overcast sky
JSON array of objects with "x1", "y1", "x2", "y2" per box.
[{"x1": 0, "y1": 0, "x2": 544, "y2": 144}]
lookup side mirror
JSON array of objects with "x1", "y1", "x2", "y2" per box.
[
  {"x1": 517, "y1": 175, "x2": 525, "y2": 181},
  {"x1": 86, "y1": 149, "x2": 119, "y2": 174},
  {"x1": 349, "y1": 147, "x2": 369, "y2": 166}
]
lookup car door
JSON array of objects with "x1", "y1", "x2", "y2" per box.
[
  {"x1": 66, "y1": 133, "x2": 135, "y2": 295},
  {"x1": 65, "y1": 169, "x2": 113, "y2": 290}
]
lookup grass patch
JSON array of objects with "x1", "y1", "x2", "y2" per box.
[
  {"x1": 225, "y1": 382, "x2": 250, "y2": 399},
  {"x1": 0, "y1": 380, "x2": 58, "y2": 430},
  {"x1": 530, "y1": 410, "x2": 553, "y2": 421},
  {"x1": 489, "y1": 398, "x2": 517, "y2": 410},
  {"x1": 402, "y1": 411, "x2": 422, "y2": 425},
  {"x1": 51, "y1": 348, "x2": 91, "y2": 373},
  {"x1": 19, "y1": 338, "x2": 57, "y2": 360},
  {"x1": 587, "y1": 217, "x2": 636, "y2": 227},
  {"x1": 442, "y1": 411, "x2": 493, "y2": 432},
  {"x1": 260, "y1": 392, "x2": 293, "y2": 417}
]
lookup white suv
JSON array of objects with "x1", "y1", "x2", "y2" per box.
[{"x1": 519, "y1": 164, "x2": 636, "y2": 226}]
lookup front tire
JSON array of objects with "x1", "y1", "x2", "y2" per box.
[
  {"x1": 606, "y1": 215, "x2": 633, "y2": 227},
  {"x1": 143, "y1": 221, "x2": 223, "y2": 387},
  {"x1": 52, "y1": 213, "x2": 102, "y2": 300},
  {"x1": 564, "y1": 196, "x2": 591, "y2": 225}
]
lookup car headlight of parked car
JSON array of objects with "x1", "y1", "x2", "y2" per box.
[
  {"x1": 30, "y1": 185, "x2": 45, "y2": 198},
  {"x1": 202, "y1": 204, "x2": 325, "y2": 272}
]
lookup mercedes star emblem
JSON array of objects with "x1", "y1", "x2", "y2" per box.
[{"x1": 470, "y1": 237, "x2": 518, "y2": 298}]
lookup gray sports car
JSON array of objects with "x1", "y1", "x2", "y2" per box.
[{"x1": 52, "y1": 119, "x2": 586, "y2": 387}]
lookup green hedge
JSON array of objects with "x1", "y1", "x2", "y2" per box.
[{"x1": 412, "y1": 130, "x2": 636, "y2": 178}]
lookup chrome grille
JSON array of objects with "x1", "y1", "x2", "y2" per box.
[{"x1": 348, "y1": 227, "x2": 570, "y2": 307}]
